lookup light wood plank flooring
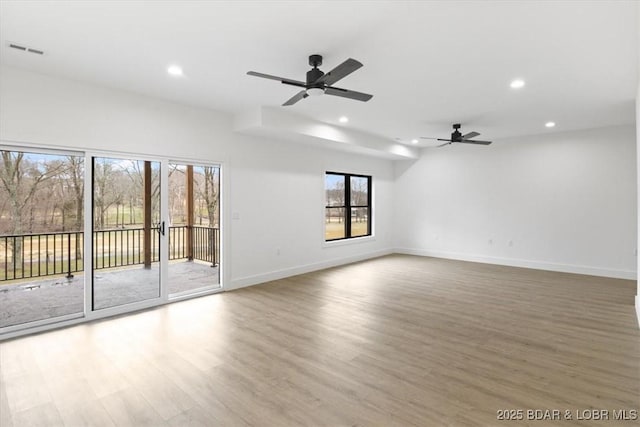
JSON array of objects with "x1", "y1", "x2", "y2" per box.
[{"x1": 1, "y1": 254, "x2": 638, "y2": 426}]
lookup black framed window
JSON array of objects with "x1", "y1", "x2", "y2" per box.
[{"x1": 325, "y1": 172, "x2": 371, "y2": 241}]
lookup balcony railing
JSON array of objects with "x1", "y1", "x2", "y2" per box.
[{"x1": 0, "y1": 225, "x2": 219, "y2": 281}]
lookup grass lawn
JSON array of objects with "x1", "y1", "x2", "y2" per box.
[{"x1": 325, "y1": 221, "x2": 368, "y2": 240}]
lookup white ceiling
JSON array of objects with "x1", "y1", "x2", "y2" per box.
[{"x1": 0, "y1": 1, "x2": 637, "y2": 146}]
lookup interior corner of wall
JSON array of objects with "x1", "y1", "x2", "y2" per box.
[{"x1": 232, "y1": 107, "x2": 262, "y2": 132}]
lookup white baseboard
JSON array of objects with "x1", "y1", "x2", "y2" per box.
[
  {"x1": 394, "y1": 247, "x2": 637, "y2": 280},
  {"x1": 636, "y1": 295, "x2": 640, "y2": 329},
  {"x1": 229, "y1": 248, "x2": 393, "y2": 290},
  {"x1": 230, "y1": 247, "x2": 636, "y2": 290}
]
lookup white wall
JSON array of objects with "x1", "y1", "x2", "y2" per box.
[
  {"x1": 394, "y1": 126, "x2": 637, "y2": 279},
  {"x1": 228, "y1": 135, "x2": 394, "y2": 287},
  {"x1": 0, "y1": 65, "x2": 395, "y2": 289},
  {"x1": 636, "y1": 78, "x2": 639, "y2": 322},
  {"x1": 636, "y1": 1, "x2": 640, "y2": 323}
]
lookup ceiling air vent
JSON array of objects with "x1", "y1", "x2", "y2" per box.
[{"x1": 8, "y1": 42, "x2": 44, "y2": 55}]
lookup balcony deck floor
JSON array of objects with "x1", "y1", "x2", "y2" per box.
[{"x1": 0, "y1": 260, "x2": 219, "y2": 329}]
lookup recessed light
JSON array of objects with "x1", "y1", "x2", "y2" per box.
[
  {"x1": 167, "y1": 65, "x2": 183, "y2": 76},
  {"x1": 411, "y1": 139, "x2": 419, "y2": 144},
  {"x1": 545, "y1": 121, "x2": 556, "y2": 128},
  {"x1": 510, "y1": 79, "x2": 525, "y2": 89},
  {"x1": 339, "y1": 116, "x2": 349, "y2": 123}
]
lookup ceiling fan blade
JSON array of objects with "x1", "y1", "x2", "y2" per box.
[
  {"x1": 437, "y1": 139, "x2": 452, "y2": 142},
  {"x1": 324, "y1": 86, "x2": 373, "y2": 102},
  {"x1": 462, "y1": 131, "x2": 480, "y2": 140},
  {"x1": 437, "y1": 141, "x2": 452, "y2": 147},
  {"x1": 460, "y1": 139, "x2": 492, "y2": 145},
  {"x1": 314, "y1": 58, "x2": 363, "y2": 86},
  {"x1": 282, "y1": 90, "x2": 308, "y2": 106},
  {"x1": 247, "y1": 71, "x2": 306, "y2": 88},
  {"x1": 420, "y1": 137, "x2": 440, "y2": 140}
]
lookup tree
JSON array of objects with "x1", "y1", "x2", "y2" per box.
[
  {"x1": 326, "y1": 179, "x2": 345, "y2": 224},
  {"x1": 200, "y1": 167, "x2": 219, "y2": 227},
  {"x1": 0, "y1": 151, "x2": 64, "y2": 269},
  {"x1": 167, "y1": 164, "x2": 185, "y2": 225},
  {"x1": 93, "y1": 159, "x2": 122, "y2": 229},
  {"x1": 67, "y1": 156, "x2": 84, "y2": 231},
  {"x1": 350, "y1": 177, "x2": 368, "y2": 223},
  {"x1": 123, "y1": 160, "x2": 161, "y2": 225}
]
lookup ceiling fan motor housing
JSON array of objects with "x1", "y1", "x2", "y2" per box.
[
  {"x1": 307, "y1": 68, "x2": 324, "y2": 85},
  {"x1": 307, "y1": 54, "x2": 325, "y2": 87},
  {"x1": 451, "y1": 123, "x2": 462, "y2": 141}
]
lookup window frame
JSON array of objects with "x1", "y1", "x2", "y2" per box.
[{"x1": 324, "y1": 171, "x2": 372, "y2": 242}]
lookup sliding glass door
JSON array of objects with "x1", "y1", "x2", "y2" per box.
[
  {"x1": 167, "y1": 162, "x2": 220, "y2": 296},
  {"x1": 1, "y1": 147, "x2": 223, "y2": 335},
  {"x1": 91, "y1": 157, "x2": 162, "y2": 310},
  {"x1": 0, "y1": 148, "x2": 85, "y2": 328}
]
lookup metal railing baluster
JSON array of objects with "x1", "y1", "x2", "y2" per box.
[{"x1": 0, "y1": 225, "x2": 219, "y2": 282}]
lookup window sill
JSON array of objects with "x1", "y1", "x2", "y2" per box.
[{"x1": 322, "y1": 235, "x2": 376, "y2": 248}]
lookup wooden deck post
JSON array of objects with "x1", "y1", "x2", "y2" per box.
[
  {"x1": 186, "y1": 165, "x2": 194, "y2": 261},
  {"x1": 143, "y1": 161, "x2": 152, "y2": 269}
]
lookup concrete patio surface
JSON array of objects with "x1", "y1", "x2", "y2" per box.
[{"x1": 0, "y1": 260, "x2": 219, "y2": 328}]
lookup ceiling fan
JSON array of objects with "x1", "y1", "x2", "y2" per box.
[
  {"x1": 421, "y1": 124, "x2": 492, "y2": 147},
  {"x1": 247, "y1": 54, "x2": 373, "y2": 106}
]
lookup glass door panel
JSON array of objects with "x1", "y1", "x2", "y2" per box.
[
  {"x1": 167, "y1": 163, "x2": 220, "y2": 296},
  {"x1": 92, "y1": 157, "x2": 161, "y2": 310},
  {"x1": 0, "y1": 148, "x2": 85, "y2": 328}
]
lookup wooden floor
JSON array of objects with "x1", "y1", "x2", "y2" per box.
[{"x1": 1, "y1": 254, "x2": 638, "y2": 426}]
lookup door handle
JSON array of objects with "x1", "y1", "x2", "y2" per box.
[{"x1": 158, "y1": 221, "x2": 165, "y2": 236}]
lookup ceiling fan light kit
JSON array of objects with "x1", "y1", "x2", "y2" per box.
[
  {"x1": 247, "y1": 54, "x2": 373, "y2": 106},
  {"x1": 306, "y1": 87, "x2": 324, "y2": 97}
]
